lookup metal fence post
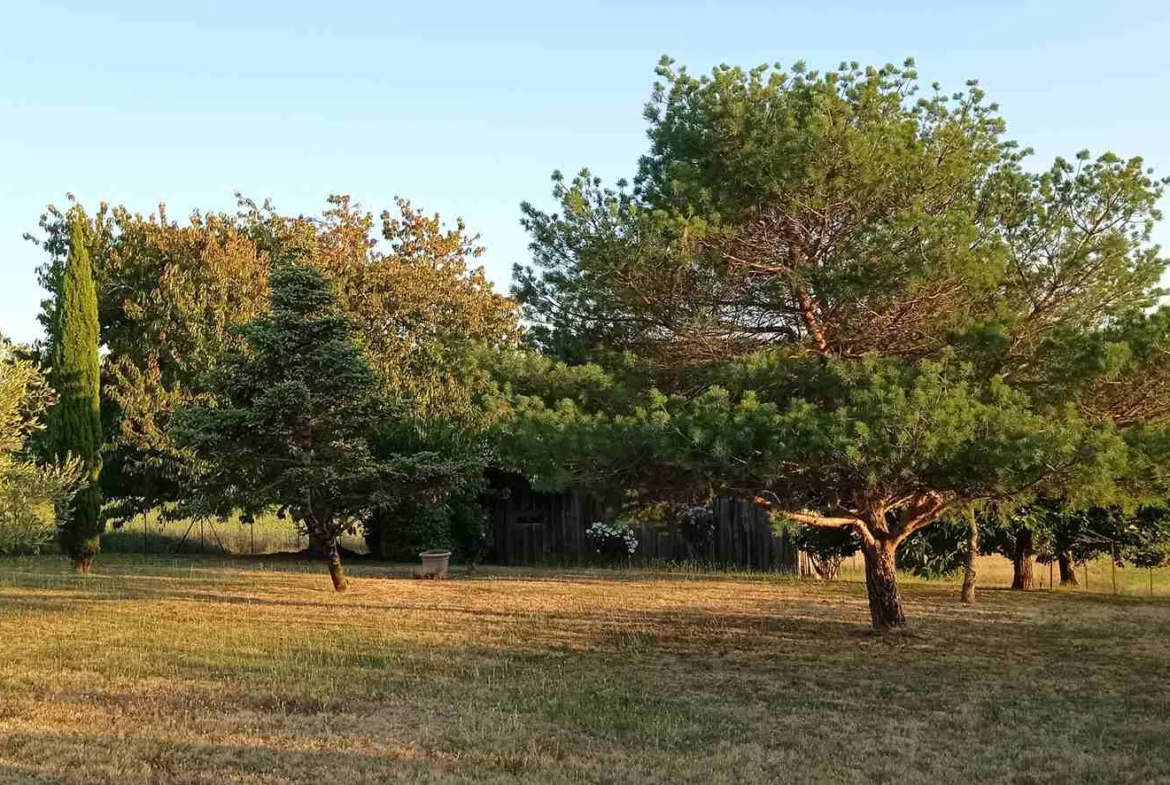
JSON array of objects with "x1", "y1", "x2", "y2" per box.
[{"x1": 1111, "y1": 543, "x2": 1118, "y2": 596}]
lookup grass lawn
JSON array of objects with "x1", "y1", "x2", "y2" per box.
[{"x1": 0, "y1": 556, "x2": 1168, "y2": 783}]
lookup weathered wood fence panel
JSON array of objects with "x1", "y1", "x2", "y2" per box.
[{"x1": 489, "y1": 480, "x2": 797, "y2": 572}]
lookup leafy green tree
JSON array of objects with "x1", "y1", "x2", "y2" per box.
[
  {"x1": 232, "y1": 194, "x2": 519, "y2": 423},
  {"x1": 0, "y1": 335, "x2": 85, "y2": 554},
  {"x1": 28, "y1": 199, "x2": 272, "y2": 525},
  {"x1": 1125, "y1": 506, "x2": 1170, "y2": 571},
  {"x1": 906, "y1": 499, "x2": 1170, "y2": 593},
  {"x1": 975, "y1": 507, "x2": 1050, "y2": 590},
  {"x1": 1035, "y1": 501, "x2": 1170, "y2": 584},
  {"x1": 45, "y1": 214, "x2": 104, "y2": 573},
  {"x1": 511, "y1": 58, "x2": 1170, "y2": 628},
  {"x1": 897, "y1": 516, "x2": 970, "y2": 579},
  {"x1": 896, "y1": 510, "x2": 982, "y2": 602}
]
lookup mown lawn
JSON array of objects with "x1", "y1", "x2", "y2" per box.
[{"x1": 0, "y1": 556, "x2": 1168, "y2": 784}]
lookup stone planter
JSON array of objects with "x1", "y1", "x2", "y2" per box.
[{"x1": 417, "y1": 550, "x2": 452, "y2": 579}]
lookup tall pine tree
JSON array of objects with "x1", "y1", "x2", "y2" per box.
[{"x1": 48, "y1": 213, "x2": 103, "y2": 574}]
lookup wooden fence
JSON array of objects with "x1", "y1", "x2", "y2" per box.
[{"x1": 488, "y1": 478, "x2": 797, "y2": 572}]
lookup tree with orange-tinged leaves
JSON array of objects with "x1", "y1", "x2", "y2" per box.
[
  {"x1": 297, "y1": 195, "x2": 518, "y2": 421},
  {"x1": 31, "y1": 201, "x2": 272, "y2": 523},
  {"x1": 31, "y1": 194, "x2": 518, "y2": 539}
]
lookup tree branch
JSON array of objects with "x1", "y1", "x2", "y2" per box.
[{"x1": 783, "y1": 511, "x2": 864, "y2": 528}]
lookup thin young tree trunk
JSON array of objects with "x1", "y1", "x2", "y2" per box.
[
  {"x1": 307, "y1": 529, "x2": 330, "y2": 557},
  {"x1": 960, "y1": 516, "x2": 978, "y2": 604},
  {"x1": 1011, "y1": 528, "x2": 1034, "y2": 590},
  {"x1": 861, "y1": 538, "x2": 906, "y2": 629},
  {"x1": 811, "y1": 555, "x2": 842, "y2": 581},
  {"x1": 1057, "y1": 552, "x2": 1079, "y2": 586},
  {"x1": 328, "y1": 542, "x2": 348, "y2": 592}
]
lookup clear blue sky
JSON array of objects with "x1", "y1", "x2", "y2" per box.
[{"x1": 3, "y1": 1, "x2": 1169, "y2": 343}]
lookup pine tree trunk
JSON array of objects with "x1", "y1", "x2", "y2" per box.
[
  {"x1": 960, "y1": 517, "x2": 978, "y2": 604},
  {"x1": 328, "y1": 544, "x2": 347, "y2": 592},
  {"x1": 1057, "y1": 552, "x2": 1079, "y2": 586},
  {"x1": 1011, "y1": 528, "x2": 1034, "y2": 590},
  {"x1": 862, "y1": 538, "x2": 906, "y2": 629},
  {"x1": 73, "y1": 555, "x2": 93, "y2": 576}
]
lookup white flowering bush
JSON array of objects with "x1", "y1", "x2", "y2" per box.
[
  {"x1": 586, "y1": 521, "x2": 638, "y2": 559},
  {"x1": 676, "y1": 504, "x2": 715, "y2": 547}
]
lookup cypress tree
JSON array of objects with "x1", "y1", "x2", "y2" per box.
[{"x1": 49, "y1": 214, "x2": 103, "y2": 574}]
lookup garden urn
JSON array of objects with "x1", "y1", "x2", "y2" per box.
[{"x1": 418, "y1": 550, "x2": 452, "y2": 578}]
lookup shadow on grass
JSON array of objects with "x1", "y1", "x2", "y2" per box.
[{"x1": 0, "y1": 731, "x2": 451, "y2": 784}]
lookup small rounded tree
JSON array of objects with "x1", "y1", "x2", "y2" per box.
[
  {"x1": 176, "y1": 261, "x2": 475, "y2": 590},
  {"x1": 0, "y1": 336, "x2": 85, "y2": 555},
  {"x1": 790, "y1": 524, "x2": 859, "y2": 581}
]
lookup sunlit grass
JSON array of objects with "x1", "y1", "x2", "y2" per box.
[
  {"x1": 99, "y1": 511, "x2": 366, "y2": 555},
  {"x1": 0, "y1": 554, "x2": 1168, "y2": 783}
]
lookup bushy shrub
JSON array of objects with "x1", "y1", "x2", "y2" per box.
[
  {"x1": 0, "y1": 338, "x2": 84, "y2": 554},
  {"x1": 585, "y1": 521, "x2": 638, "y2": 561},
  {"x1": 674, "y1": 504, "x2": 714, "y2": 554},
  {"x1": 364, "y1": 492, "x2": 490, "y2": 562},
  {"x1": 0, "y1": 459, "x2": 82, "y2": 554},
  {"x1": 791, "y1": 525, "x2": 859, "y2": 580}
]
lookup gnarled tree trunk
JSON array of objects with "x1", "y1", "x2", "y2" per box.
[
  {"x1": 1011, "y1": 528, "x2": 1034, "y2": 590},
  {"x1": 960, "y1": 516, "x2": 978, "y2": 604},
  {"x1": 861, "y1": 538, "x2": 906, "y2": 629},
  {"x1": 783, "y1": 492, "x2": 947, "y2": 630},
  {"x1": 1057, "y1": 552, "x2": 1079, "y2": 586}
]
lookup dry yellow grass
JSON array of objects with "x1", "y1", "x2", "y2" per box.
[{"x1": 1, "y1": 555, "x2": 1169, "y2": 783}]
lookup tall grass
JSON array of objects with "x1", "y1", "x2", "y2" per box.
[{"x1": 100, "y1": 510, "x2": 367, "y2": 555}]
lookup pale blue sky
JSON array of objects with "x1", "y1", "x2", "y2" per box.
[{"x1": 3, "y1": 1, "x2": 1169, "y2": 343}]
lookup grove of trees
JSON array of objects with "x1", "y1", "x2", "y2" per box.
[{"x1": 7, "y1": 56, "x2": 1170, "y2": 628}]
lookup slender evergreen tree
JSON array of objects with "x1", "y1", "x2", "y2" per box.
[{"x1": 48, "y1": 213, "x2": 103, "y2": 573}]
